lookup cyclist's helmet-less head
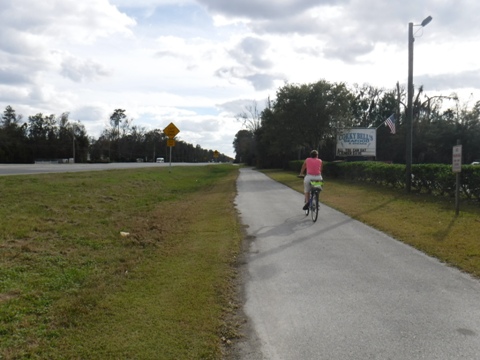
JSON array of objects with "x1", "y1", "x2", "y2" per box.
[{"x1": 310, "y1": 150, "x2": 318, "y2": 158}]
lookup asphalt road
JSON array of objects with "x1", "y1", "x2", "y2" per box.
[
  {"x1": 234, "y1": 168, "x2": 480, "y2": 360},
  {"x1": 0, "y1": 162, "x2": 208, "y2": 176}
]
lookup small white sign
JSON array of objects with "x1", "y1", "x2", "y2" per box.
[{"x1": 452, "y1": 145, "x2": 462, "y2": 173}]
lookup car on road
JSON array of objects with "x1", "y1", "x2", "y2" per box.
[
  {"x1": 471, "y1": 161, "x2": 480, "y2": 165},
  {"x1": 156, "y1": 157, "x2": 165, "y2": 163}
]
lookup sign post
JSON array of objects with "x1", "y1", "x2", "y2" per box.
[
  {"x1": 163, "y1": 123, "x2": 180, "y2": 171},
  {"x1": 452, "y1": 142, "x2": 462, "y2": 215}
]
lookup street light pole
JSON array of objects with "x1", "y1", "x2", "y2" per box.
[
  {"x1": 406, "y1": 22, "x2": 414, "y2": 192},
  {"x1": 405, "y1": 16, "x2": 432, "y2": 193}
]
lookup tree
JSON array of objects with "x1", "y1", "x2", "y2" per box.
[
  {"x1": 28, "y1": 113, "x2": 48, "y2": 160},
  {"x1": 144, "y1": 129, "x2": 164, "y2": 162},
  {"x1": 109, "y1": 109, "x2": 127, "y2": 161},
  {"x1": 67, "y1": 118, "x2": 89, "y2": 163},
  {"x1": 1, "y1": 105, "x2": 21, "y2": 128},
  {"x1": 303, "y1": 80, "x2": 353, "y2": 156},
  {"x1": 0, "y1": 106, "x2": 29, "y2": 163},
  {"x1": 236, "y1": 100, "x2": 262, "y2": 133},
  {"x1": 233, "y1": 129, "x2": 254, "y2": 164},
  {"x1": 255, "y1": 80, "x2": 354, "y2": 167},
  {"x1": 235, "y1": 99, "x2": 267, "y2": 166},
  {"x1": 350, "y1": 84, "x2": 385, "y2": 128}
]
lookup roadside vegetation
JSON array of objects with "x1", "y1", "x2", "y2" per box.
[
  {"x1": 233, "y1": 82, "x2": 480, "y2": 169},
  {"x1": 0, "y1": 165, "x2": 242, "y2": 359},
  {"x1": 0, "y1": 106, "x2": 230, "y2": 164},
  {"x1": 2, "y1": 164, "x2": 480, "y2": 359},
  {"x1": 262, "y1": 169, "x2": 480, "y2": 278}
]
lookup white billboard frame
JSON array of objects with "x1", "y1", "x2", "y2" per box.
[{"x1": 336, "y1": 128, "x2": 376, "y2": 158}]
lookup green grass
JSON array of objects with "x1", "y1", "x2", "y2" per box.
[
  {"x1": 262, "y1": 169, "x2": 480, "y2": 278},
  {"x1": 0, "y1": 165, "x2": 242, "y2": 359},
  {"x1": 3, "y1": 165, "x2": 479, "y2": 359}
]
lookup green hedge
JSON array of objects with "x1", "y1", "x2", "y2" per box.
[{"x1": 288, "y1": 160, "x2": 480, "y2": 202}]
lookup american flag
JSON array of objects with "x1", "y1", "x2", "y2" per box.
[{"x1": 385, "y1": 114, "x2": 396, "y2": 134}]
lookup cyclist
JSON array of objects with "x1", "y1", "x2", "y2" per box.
[{"x1": 299, "y1": 150, "x2": 323, "y2": 210}]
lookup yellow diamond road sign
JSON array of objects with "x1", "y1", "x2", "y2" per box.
[{"x1": 163, "y1": 122, "x2": 180, "y2": 138}]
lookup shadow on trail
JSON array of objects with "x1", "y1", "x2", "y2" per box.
[
  {"x1": 252, "y1": 215, "x2": 313, "y2": 239},
  {"x1": 248, "y1": 212, "x2": 356, "y2": 263},
  {"x1": 248, "y1": 196, "x2": 404, "y2": 263}
]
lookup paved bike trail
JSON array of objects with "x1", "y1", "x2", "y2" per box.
[{"x1": 233, "y1": 168, "x2": 480, "y2": 360}]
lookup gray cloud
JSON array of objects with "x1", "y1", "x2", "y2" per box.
[
  {"x1": 216, "y1": 36, "x2": 284, "y2": 90},
  {"x1": 155, "y1": 50, "x2": 182, "y2": 58},
  {"x1": 197, "y1": 0, "x2": 343, "y2": 20},
  {"x1": 201, "y1": 0, "x2": 480, "y2": 67},
  {"x1": 182, "y1": 118, "x2": 219, "y2": 133},
  {"x1": 324, "y1": 38, "x2": 375, "y2": 63},
  {"x1": 61, "y1": 57, "x2": 112, "y2": 83},
  {"x1": 215, "y1": 65, "x2": 284, "y2": 91},
  {"x1": 70, "y1": 105, "x2": 109, "y2": 123},
  {"x1": 0, "y1": 29, "x2": 45, "y2": 57},
  {"x1": 245, "y1": 73, "x2": 280, "y2": 91},
  {"x1": 218, "y1": 98, "x2": 266, "y2": 115},
  {"x1": 0, "y1": 0, "x2": 135, "y2": 41},
  {"x1": 229, "y1": 37, "x2": 272, "y2": 69},
  {"x1": 417, "y1": 70, "x2": 480, "y2": 92},
  {"x1": 0, "y1": 68, "x2": 31, "y2": 85}
]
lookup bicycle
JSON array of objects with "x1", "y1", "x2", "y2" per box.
[{"x1": 298, "y1": 176, "x2": 323, "y2": 222}]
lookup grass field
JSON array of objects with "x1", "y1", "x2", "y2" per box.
[{"x1": 0, "y1": 165, "x2": 242, "y2": 359}]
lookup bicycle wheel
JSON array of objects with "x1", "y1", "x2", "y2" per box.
[{"x1": 311, "y1": 191, "x2": 319, "y2": 222}]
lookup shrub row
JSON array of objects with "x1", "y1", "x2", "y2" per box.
[{"x1": 288, "y1": 160, "x2": 480, "y2": 202}]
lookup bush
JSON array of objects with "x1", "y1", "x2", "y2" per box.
[
  {"x1": 288, "y1": 160, "x2": 304, "y2": 173},
  {"x1": 324, "y1": 161, "x2": 480, "y2": 202}
]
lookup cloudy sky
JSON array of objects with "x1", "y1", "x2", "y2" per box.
[{"x1": 1, "y1": 0, "x2": 479, "y2": 158}]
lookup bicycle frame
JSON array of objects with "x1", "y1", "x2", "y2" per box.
[{"x1": 305, "y1": 181, "x2": 323, "y2": 222}]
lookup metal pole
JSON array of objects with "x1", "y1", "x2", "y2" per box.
[
  {"x1": 71, "y1": 125, "x2": 76, "y2": 163},
  {"x1": 455, "y1": 139, "x2": 461, "y2": 216},
  {"x1": 406, "y1": 22, "x2": 414, "y2": 193}
]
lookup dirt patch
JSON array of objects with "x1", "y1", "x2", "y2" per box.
[{"x1": 0, "y1": 290, "x2": 21, "y2": 303}]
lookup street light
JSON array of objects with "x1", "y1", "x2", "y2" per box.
[{"x1": 406, "y1": 15, "x2": 432, "y2": 192}]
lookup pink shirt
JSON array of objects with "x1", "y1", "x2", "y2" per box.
[{"x1": 306, "y1": 158, "x2": 322, "y2": 176}]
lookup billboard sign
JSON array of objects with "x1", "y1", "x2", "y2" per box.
[{"x1": 336, "y1": 128, "x2": 376, "y2": 157}]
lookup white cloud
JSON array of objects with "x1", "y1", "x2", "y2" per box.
[
  {"x1": 1, "y1": 0, "x2": 135, "y2": 43},
  {"x1": 1, "y1": 0, "x2": 480, "y2": 158}
]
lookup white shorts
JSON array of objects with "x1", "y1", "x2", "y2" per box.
[{"x1": 304, "y1": 174, "x2": 323, "y2": 193}]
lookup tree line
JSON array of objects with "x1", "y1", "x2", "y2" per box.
[
  {"x1": 233, "y1": 80, "x2": 480, "y2": 168},
  {"x1": 0, "y1": 107, "x2": 228, "y2": 163}
]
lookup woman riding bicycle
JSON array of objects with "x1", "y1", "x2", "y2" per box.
[{"x1": 299, "y1": 150, "x2": 323, "y2": 210}]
